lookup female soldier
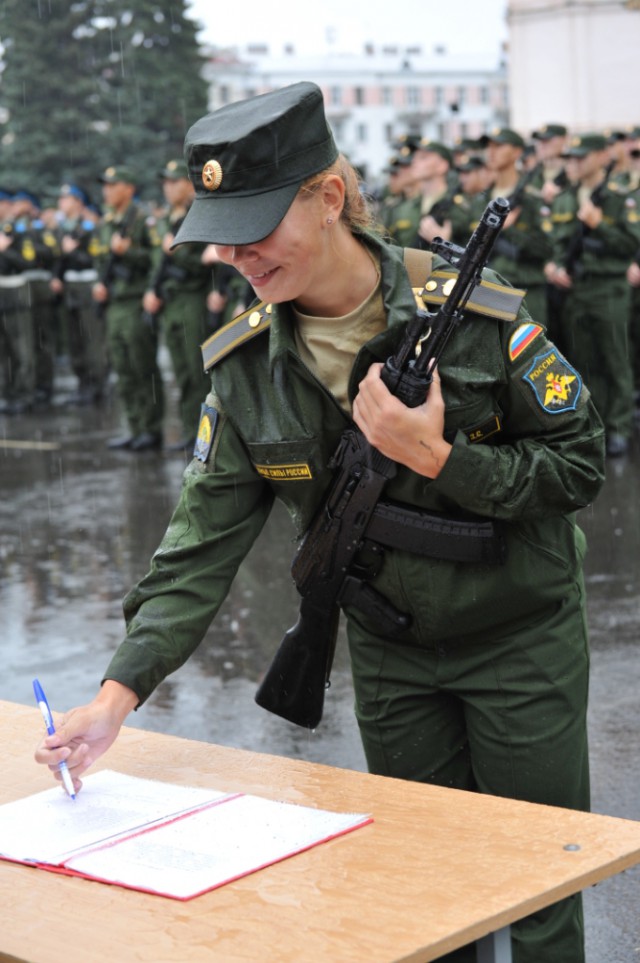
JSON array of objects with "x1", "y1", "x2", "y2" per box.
[{"x1": 35, "y1": 82, "x2": 605, "y2": 963}]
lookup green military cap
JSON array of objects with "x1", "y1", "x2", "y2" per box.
[
  {"x1": 456, "y1": 154, "x2": 487, "y2": 173},
  {"x1": 562, "y1": 133, "x2": 609, "y2": 157},
  {"x1": 415, "y1": 139, "x2": 453, "y2": 165},
  {"x1": 384, "y1": 154, "x2": 413, "y2": 173},
  {"x1": 390, "y1": 132, "x2": 422, "y2": 154},
  {"x1": 453, "y1": 136, "x2": 485, "y2": 153},
  {"x1": 532, "y1": 124, "x2": 567, "y2": 140},
  {"x1": 173, "y1": 81, "x2": 338, "y2": 247},
  {"x1": 98, "y1": 165, "x2": 137, "y2": 186},
  {"x1": 158, "y1": 159, "x2": 190, "y2": 180},
  {"x1": 480, "y1": 127, "x2": 526, "y2": 149}
]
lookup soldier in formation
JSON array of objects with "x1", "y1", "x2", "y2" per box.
[{"x1": 375, "y1": 120, "x2": 640, "y2": 456}]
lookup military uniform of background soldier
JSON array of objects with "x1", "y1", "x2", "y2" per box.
[
  {"x1": 51, "y1": 183, "x2": 107, "y2": 406},
  {"x1": 409, "y1": 139, "x2": 459, "y2": 250},
  {"x1": 447, "y1": 154, "x2": 493, "y2": 248},
  {"x1": 142, "y1": 159, "x2": 212, "y2": 453},
  {"x1": 93, "y1": 166, "x2": 164, "y2": 452},
  {"x1": 476, "y1": 128, "x2": 551, "y2": 329},
  {"x1": 544, "y1": 133, "x2": 640, "y2": 457},
  {"x1": 0, "y1": 190, "x2": 60, "y2": 410}
]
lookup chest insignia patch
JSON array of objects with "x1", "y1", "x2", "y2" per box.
[
  {"x1": 194, "y1": 405, "x2": 218, "y2": 462},
  {"x1": 523, "y1": 350, "x2": 582, "y2": 414},
  {"x1": 254, "y1": 463, "x2": 313, "y2": 481},
  {"x1": 509, "y1": 322, "x2": 543, "y2": 361}
]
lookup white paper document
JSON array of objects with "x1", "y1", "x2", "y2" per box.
[{"x1": 0, "y1": 770, "x2": 372, "y2": 899}]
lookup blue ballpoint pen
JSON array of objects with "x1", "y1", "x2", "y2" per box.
[{"x1": 33, "y1": 679, "x2": 76, "y2": 800}]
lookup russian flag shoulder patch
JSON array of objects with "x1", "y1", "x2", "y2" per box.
[{"x1": 509, "y1": 322, "x2": 544, "y2": 362}]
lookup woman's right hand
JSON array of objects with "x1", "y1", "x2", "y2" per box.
[{"x1": 33, "y1": 681, "x2": 138, "y2": 794}]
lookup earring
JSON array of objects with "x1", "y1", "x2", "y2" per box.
[{"x1": 326, "y1": 217, "x2": 333, "y2": 225}]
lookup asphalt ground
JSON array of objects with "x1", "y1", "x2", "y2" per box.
[{"x1": 0, "y1": 359, "x2": 639, "y2": 961}]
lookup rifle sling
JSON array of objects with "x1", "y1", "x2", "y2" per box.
[{"x1": 365, "y1": 499, "x2": 506, "y2": 564}]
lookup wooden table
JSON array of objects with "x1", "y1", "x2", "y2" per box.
[{"x1": 2, "y1": 699, "x2": 640, "y2": 963}]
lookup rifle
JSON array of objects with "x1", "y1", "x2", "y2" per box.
[
  {"x1": 96, "y1": 202, "x2": 139, "y2": 319},
  {"x1": 507, "y1": 161, "x2": 543, "y2": 209},
  {"x1": 254, "y1": 196, "x2": 511, "y2": 729},
  {"x1": 564, "y1": 159, "x2": 616, "y2": 277},
  {"x1": 142, "y1": 216, "x2": 187, "y2": 331}
]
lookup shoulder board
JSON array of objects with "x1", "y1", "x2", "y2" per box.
[
  {"x1": 422, "y1": 270, "x2": 525, "y2": 322},
  {"x1": 201, "y1": 302, "x2": 272, "y2": 371}
]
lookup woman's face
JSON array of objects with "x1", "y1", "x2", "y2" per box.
[{"x1": 213, "y1": 190, "x2": 331, "y2": 311}]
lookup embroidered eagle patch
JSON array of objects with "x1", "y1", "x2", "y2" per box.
[{"x1": 523, "y1": 350, "x2": 582, "y2": 414}]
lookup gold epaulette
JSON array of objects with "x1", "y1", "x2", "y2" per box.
[
  {"x1": 201, "y1": 302, "x2": 272, "y2": 371},
  {"x1": 421, "y1": 270, "x2": 525, "y2": 322}
]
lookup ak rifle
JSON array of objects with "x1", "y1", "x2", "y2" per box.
[
  {"x1": 564, "y1": 159, "x2": 616, "y2": 278},
  {"x1": 254, "y1": 196, "x2": 511, "y2": 729}
]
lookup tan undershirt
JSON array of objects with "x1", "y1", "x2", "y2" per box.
[{"x1": 293, "y1": 257, "x2": 385, "y2": 414}]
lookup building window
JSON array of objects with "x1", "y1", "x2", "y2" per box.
[
  {"x1": 434, "y1": 86, "x2": 444, "y2": 107},
  {"x1": 357, "y1": 123, "x2": 368, "y2": 143},
  {"x1": 219, "y1": 85, "x2": 230, "y2": 105},
  {"x1": 354, "y1": 86, "x2": 365, "y2": 105},
  {"x1": 407, "y1": 86, "x2": 420, "y2": 107},
  {"x1": 479, "y1": 86, "x2": 489, "y2": 105},
  {"x1": 381, "y1": 86, "x2": 393, "y2": 106},
  {"x1": 330, "y1": 86, "x2": 342, "y2": 106}
]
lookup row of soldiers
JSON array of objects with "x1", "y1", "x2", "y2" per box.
[
  {"x1": 377, "y1": 123, "x2": 640, "y2": 457},
  {"x1": 0, "y1": 162, "x2": 251, "y2": 453}
]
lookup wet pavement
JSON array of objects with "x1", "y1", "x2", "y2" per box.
[{"x1": 0, "y1": 359, "x2": 639, "y2": 961}]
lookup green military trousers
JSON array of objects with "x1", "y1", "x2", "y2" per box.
[
  {"x1": 562, "y1": 277, "x2": 634, "y2": 439},
  {"x1": 347, "y1": 577, "x2": 590, "y2": 963},
  {"x1": 107, "y1": 297, "x2": 164, "y2": 438},
  {"x1": 161, "y1": 289, "x2": 210, "y2": 443}
]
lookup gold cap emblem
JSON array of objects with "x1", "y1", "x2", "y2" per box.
[{"x1": 202, "y1": 160, "x2": 223, "y2": 191}]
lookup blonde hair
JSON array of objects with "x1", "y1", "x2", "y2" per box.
[{"x1": 300, "y1": 154, "x2": 376, "y2": 233}]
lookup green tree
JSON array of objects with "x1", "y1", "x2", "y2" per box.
[{"x1": 0, "y1": 0, "x2": 208, "y2": 204}]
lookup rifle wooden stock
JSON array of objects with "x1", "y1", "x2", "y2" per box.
[
  {"x1": 255, "y1": 198, "x2": 511, "y2": 728},
  {"x1": 254, "y1": 597, "x2": 340, "y2": 729}
]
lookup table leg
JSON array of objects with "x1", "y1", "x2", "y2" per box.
[{"x1": 476, "y1": 926, "x2": 512, "y2": 963}]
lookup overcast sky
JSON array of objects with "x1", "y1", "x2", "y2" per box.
[{"x1": 185, "y1": 0, "x2": 509, "y2": 57}]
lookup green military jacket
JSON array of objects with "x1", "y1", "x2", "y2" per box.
[
  {"x1": 544, "y1": 179, "x2": 640, "y2": 277},
  {"x1": 105, "y1": 232, "x2": 605, "y2": 704},
  {"x1": 147, "y1": 208, "x2": 211, "y2": 300},
  {"x1": 94, "y1": 202, "x2": 153, "y2": 301}
]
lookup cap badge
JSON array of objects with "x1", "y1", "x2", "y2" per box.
[{"x1": 202, "y1": 160, "x2": 223, "y2": 191}]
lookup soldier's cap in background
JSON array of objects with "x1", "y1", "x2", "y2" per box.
[
  {"x1": 532, "y1": 124, "x2": 567, "y2": 140},
  {"x1": 390, "y1": 132, "x2": 422, "y2": 154},
  {"x1": 453, "y1": 136, "x2": 485, "y2": 153},
  {"x1": 158, "y1": 159, "x2": 190, "y2": 181},
  {"x1": 59, "y1": 183, "x2": 90, "y2": 205},
  {"x1": 384, "y1": 153, "x2": 414, "y2": 173},
  {"x1": 480, "y1": 127, "x2": 526, "y2": 149},
  {"x1": 414, "y1": 139, "x2": 453, "y2": 165},
  {"x1": 173, "y1": 81, "x2": 338, "y2": 247},
  {"x1": 456, "y1": 154, "x2": 487, "y2": 173},
  {"x1": 0, "y1": 188, "x2": 14, "y2": 201},
  {"x1": 562, "y1": 133, "x2": 609, "y2": 157},
  {"x1": 12, "y1": 189, "x2": 41, "y2": 209},
  {"x1": 98, "y1": 166, "x2": 138, "y2": 186}
]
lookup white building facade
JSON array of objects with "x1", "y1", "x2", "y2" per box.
[
  {"x1": 201, "y1": 44, "x2": 510, "y2": 188},
  {"x1": 507, "y1": 0, "x2": 640, "y2": 132}
]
